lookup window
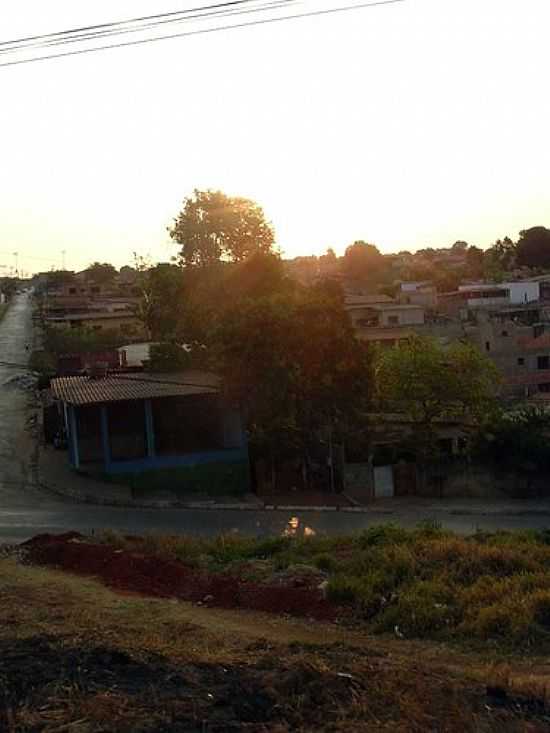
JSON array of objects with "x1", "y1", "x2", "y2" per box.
[
  {"x1": 485, "y1": 341, "x2": 490, "y2": 351},
  {"x1": 517, "y1": 357, "x2": 525, "y2": 366},
  {"x1": 501, "y1": 330, "x2": 509, "y2": 337},
  {"x1": 91, "y1": 286, "x2": 100, "y2": 294},
  {"x1": 539, "y1": 383, "x2": 550, "y2": 393},
  {"x1": 107, "y1": 401, "x2": 146, "y2": 461},
  {"x1": 388, "y1": 315, "x2": 399, "y2": 326},
  {"x1": 538, "y1": 356, "x2": 549, "y2": 370},
  {"x1": 69, "y1": 287, "x2": 77, "y2": 294},
  {"x1": 152, "y1": 395, "x2": 224, "y2": 456}
]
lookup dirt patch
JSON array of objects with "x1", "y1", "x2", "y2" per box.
[{"x1": 22, "y1": 533, "x2": 337, "y2": 621}]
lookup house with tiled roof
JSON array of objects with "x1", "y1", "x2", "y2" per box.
[{"x1": 50, "y1": 370, "x2": 249, "y2": 495}]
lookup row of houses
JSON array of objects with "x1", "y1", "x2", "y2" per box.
[
  {"x1": 42, "y1": 269, "x2": 550, "y2": 503},
  {"x1": 345, "y1": 277, "x2": 550, "y2": 402},
  {"x1": 35, "y1": 268, "x2": 146, "y2": 338}
]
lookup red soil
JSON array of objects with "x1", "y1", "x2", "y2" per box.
[{"x1": 22, "y1": 533, "x2": 337, "y2": 621}]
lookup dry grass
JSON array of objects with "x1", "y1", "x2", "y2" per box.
[
  {"x1": 2, "y1": 557, "x2": 550, "y2": 731},
  {"x1": 98, "y1": 525, "x2": 550, "y2": 651}
]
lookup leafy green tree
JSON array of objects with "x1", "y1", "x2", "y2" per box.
[
  {"x1": 516, "y1": 227, "x2": 550, "y2": 269},
  {"x1": 483, "y1": 236, "x2": 516, "y2": 277},
  {"x1": 375, "y1": 335, "x2": 500, "y2": 453},
  {"x1": 85, "y1": 262, "x2": 118, "y2": 285},
  {"x1": 134, "y1": 259, "x2": 186, "y2": 340},
  {"x1": 210, "y1": 285, "x2": 372, "y2": 470},
  {"x1": 43, "y1": 325, "x2": 126, "y2": 356},
  {"x1": 342, "y1": 241, "x2": 385, "y2": 283},
  {"x1": 169, "y1": 189, "x2": 276, "y2": 266},
  {"x1": 451, "y1": 240, "x2": 469, "y2": 251},
  {"x1": 475, "y1": 407, "x2": 550, "y2": 493},
  {"x1": 416, "y1": 248, "x2": 438, "y2": 260},
  {"x1": 465, "y1": 246, "x2": 484, "y2": 278},
  {"x1": 223, "y1": 251, "x2": 291, "y2": 302}
]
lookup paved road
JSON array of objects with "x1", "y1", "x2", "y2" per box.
[{"x1": 1, "y1": 292, "x2": 550, "y2": 543}]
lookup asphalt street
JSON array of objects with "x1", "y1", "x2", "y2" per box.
[{"x1": 0, "y1": 292, "x2": 549, "y2": 543}]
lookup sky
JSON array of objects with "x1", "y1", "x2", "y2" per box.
[{"x1": 1, "y1": 0, "x2": 550, "y2": 275}]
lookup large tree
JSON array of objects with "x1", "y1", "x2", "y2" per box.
[
  {"x1": 210, "y1": 284, "x2": 372, "y2": 474},
  {"x1": 483, "y1": 236, "x2": 516, "y2": 279},
  {"x1": 342, "y1": 240, "x2": 385, "y2": 283},
  {"x1": 134, "y1": 261, "x2": 186, "y2": 341},
  {"x1": 375, "y1": 335, "x2": 500, "y2": 453},
  {"x1": 169, "y1": 189, "x2": 276, "y2": 267},
  {"x1": 516, "y1": 226, "x2": 550, "y2": 269},
  {"x1": 85, "y1": 262, "x2": 118, "y2": 285}
]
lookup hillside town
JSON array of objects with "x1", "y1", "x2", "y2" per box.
[
  {"x1": 4, "y1": 208, "x2": 548, "y2": 507},
  {"x1": 5, "y1": 1, "x2": 550, "y2": 730}
]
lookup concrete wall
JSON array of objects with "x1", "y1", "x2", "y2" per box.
[
  {"x1": 378, "y1": 307, "x2": 425, "y2": 327},
  {"x1": 506, "y1": 281, "x2": 540, "y2": 304}
]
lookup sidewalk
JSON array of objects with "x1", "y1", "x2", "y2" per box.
[
  {"x1": 37, "y1": 444, "x2": 264, "y2": 509},
  {"x1": 36, "y1": 442, "x2": 550, "y2": 516}
]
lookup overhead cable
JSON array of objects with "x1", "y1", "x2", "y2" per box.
[{"x1": 0, "y1": 0, "x2": 406, "y2": 69}]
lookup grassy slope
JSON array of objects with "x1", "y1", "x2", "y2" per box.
[
  {"x1": 2, "y1": 556, "x2": 550, "y2": 732},
  {"x1": 100, "y1": 524, "x2": 550, "y2": 653}
]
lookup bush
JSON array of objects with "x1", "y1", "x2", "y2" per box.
[
  {"x1": 464, "y1": 598, "x2": 534, "y2": 642},
  {"x1": 326, "y1": 574, "x2": 383, "y2": 618},
  {"x1": 356, "y1": 524, "x2": 410, "y2": 548},
  {"x1": 376, "y1": 580, "x2": 457, "y2": 638}
]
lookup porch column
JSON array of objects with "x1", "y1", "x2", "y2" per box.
[
  {"x1": 144, "y1": 399, "x2": 155, "y2": 458},
  {"x1": 68, "y1": 405, "x2": 80, "y2": 470},
  {"x1": 100, "y1": 405, "x2": 110, "y2": 472}
]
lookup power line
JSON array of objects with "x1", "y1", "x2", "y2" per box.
[
  {"x1": 0, "y1": 0, "x2": 296, "y2": 56},
  {"x1": 0, "y1": 0, "x2": 406, "y2": 69},
  {"x1": 0, "y1": 0, "x2": 254, "y2": 48}
]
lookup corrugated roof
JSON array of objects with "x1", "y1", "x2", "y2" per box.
[{"x1": 51, "y1": 370, "x2": 219, "y2": 406}]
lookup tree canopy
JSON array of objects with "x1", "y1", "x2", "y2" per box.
[
  {"x1": 516, "y1": 227, "x2": 550, "y2": 269},
  {"x1": 342, "y1": 241, "x2": 385, "y2": 282},
  {"x1": 375, "y1": 335, "x2": 500, "y2": 451},
  {"x1": 85, "y1": 262, "x2": 118, "y2": 285},
  {"x1": 169, "y1": 189, "x2": 276, "y2": 267},
  {"x1": 210, "y1": 284, "x2": 372, "y2": 456},
  {"x1": 134, "y1": 261, "x2": 186, "y2": 341}
]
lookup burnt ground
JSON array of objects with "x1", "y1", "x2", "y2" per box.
[{"x1": 2, "y1": 635, "x2": 549, "y2": 733}]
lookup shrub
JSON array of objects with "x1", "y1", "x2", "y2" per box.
[
  {"x1": 356, "y1": 524, "x2": 410, "y2": 549},
  {"x1": 376, "y1": 580, "x2": 457, "y2": 638},
  {"x1": 464, "y1": 598, "x2": 535, "y2": 642},
  {"x1": 326, "y1": 574, "x2": 384, "y2": 619}
]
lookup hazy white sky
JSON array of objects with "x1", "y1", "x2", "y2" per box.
[{"x1": 1, "y1": 0, "x2": 549, "y2": 274}]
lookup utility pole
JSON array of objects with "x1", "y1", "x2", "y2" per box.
[
  {"x1": 62, "y1": 250, "x2": 66, "y2": 270},
  {"x1": 12, "y1": 252, "x2": 18, "y2": 277}
]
